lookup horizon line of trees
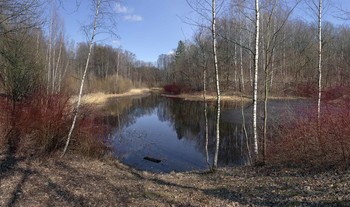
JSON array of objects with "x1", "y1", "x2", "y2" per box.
[
  {"x1": 157, "y1": 0, "x2": 350, "y2": 96},
  {"x1": 0, "y1": 0, "x2": 161, "y2": 103}
]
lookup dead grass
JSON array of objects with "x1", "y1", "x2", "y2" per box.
[
  {"x1": 162, "y1": 92, "x2": 306, "y2": 103},
  {"x1": 72, "y1": 88, "x2": 152, "y2": 106},
  {"x1": 162, "y1": 92, "x2": 251, "y2": 103},
  {"x1": 1, "y1": 152, "x2": 349, "y2": 207}
]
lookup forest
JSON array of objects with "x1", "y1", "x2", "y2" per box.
[
  {"x1": 1, "y1": 0, "x2": 350, "y2": 206},
  {"x1": 1, "y1": 0, "x2": 349, "y2": 163}
]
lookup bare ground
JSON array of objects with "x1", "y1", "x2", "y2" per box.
[{"x1": 1, "y1": 150, "x2": 350, "y2": 207}]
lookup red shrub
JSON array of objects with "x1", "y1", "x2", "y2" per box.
[
  {"x1": 2, "y1": 92, "x2": 110, "y2": 157},
  {"x1": 283, "y1": 82, "x2": 318, "y2": 97},
  {"x1": 163, "y1": 83, "x2": 181, "y2": 95},
  {"x1": 322, "y1": 85, "x2": 350, "y2": 102},
  {"x1": 296, "y1": 82, "x2": 318, "y2": 97},
  {"x1": 72, "y1": 108, "x2": 110, "y2": 158},
  {"x1": 0, "y1": 99, "x2": 12, "y2": 150},
  {"x1": 267, "y1": 103, "x2": 350, "y2": 168}
]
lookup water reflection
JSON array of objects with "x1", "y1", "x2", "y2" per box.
[{"x1": 105, "y1": 94, "x2": 251, "y2": 173}]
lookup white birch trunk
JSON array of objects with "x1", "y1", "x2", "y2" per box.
[
  {"x1": 253, "y1": 0, "x2": 260, "y2": 160},
  {"x1": 212, "y1": 0, "x2": 221, "y2": 170},
  {"x1": 317, "y1": 0, "x2": 322, "y2": 123},
  {"x1": 61, "y1": 0, "x2": 101, "y2": 157}
]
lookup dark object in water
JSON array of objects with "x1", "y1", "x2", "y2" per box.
[{"x1": 144, "y1": 156, "x2": 161, "y2": 163}]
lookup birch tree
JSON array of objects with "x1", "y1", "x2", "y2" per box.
[
  {"x1": 211, "y1": 0, "x2": 221, "y2": 170},
  {"x1": 317, "y1": 0, "x2": 322, "y2": 124},
  {"x1": 261, "y1": 0, "x2": 301, "y2": 163},
  {"x1": 62, "y1": 0, "x2": 117, "y2": 156},
  {"x1": 252, "y1": 0, "x2": 260, "y2": 160}
]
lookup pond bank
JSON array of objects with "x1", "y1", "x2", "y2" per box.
[
  {"x1": 1, "y1": 152, "x2": 349, "y2": 206},
  {"x1": 162, "y1": 92, "x2": 251, "y2": 103},
  {"x1": 76, "y1": 88, "x2": 154, "y2": 106}
]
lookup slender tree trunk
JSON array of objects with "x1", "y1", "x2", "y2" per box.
[
  {"x1": 317, "y1": 0, "x2": 322, "y2": 125},
  {"x1": 249, "y1": 33, "x2": 253, "y2": 87},
  {"x1": 61, "y1": 0, "x2": 101, "y2": 157},
  {"x1": 212, "y1": 0, "x2": 221, "y2": 170},
  {"x1": 234, "y1": 44, "x2": 238, "y2": 89},
  {"x1": 253, "y1": 0, "x2": 260, "y2": 160},
  {"x1": 240, "y1": 35, "x2": 244, "y2": 92},
  {"x1": 263, "y1": 63, "x2": 268, "y2": 163},
  {"x1": 58, "y1": 59, "x2": 70, "y2": 92},
  {"x1": 203, "y1": 65, "x2": 210, "y2": 169},
  {"x1": 47, "y1": 23, "x2": 52, "y2": 95},
  {"x1": 241, "y1": 95, "x2": 252, "y2": 165},
  {"x1": 53, "y1": 36, "x2": 63, "y2": 94}
]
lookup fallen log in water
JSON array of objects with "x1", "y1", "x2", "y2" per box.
[{"x1": 144, "y1": 156, "x2": 161, "y2": 163}]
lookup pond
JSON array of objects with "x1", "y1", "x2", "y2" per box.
[{"x1": 104, "y1": 93, "x2": 314, "y2": 173}]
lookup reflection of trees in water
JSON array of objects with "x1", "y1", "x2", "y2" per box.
[
  {"x1": 106, "y1": 94, "x2": 251, "y2": 167},
  {"x1": 103, "y1": 94, "x2": 161, "y2": 130},
  {"x1": 157, "y1": 99, "x2": 203, "y2": 139},
  {"x1": 157, "y1": 98, "x2": 251, "y2": 166}
]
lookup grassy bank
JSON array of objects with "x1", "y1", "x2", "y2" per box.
[{"x1": 73, "y1": 88, "x2": 153, "y2": 106}]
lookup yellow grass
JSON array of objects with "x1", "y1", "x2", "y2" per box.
[
  {"x1": 162, "y1": 92, "x2": 251, "y2": 103},
  {"x1": 72, "y1": 88, "x2": 151, "y2": 105}
]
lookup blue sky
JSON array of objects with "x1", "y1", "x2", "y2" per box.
[
  {"x1": 60, "y1": 0, "x2": 195, "y2": 63},
  {"x1": 59, "y1": 0, "x2": 350, "y2": 63}
]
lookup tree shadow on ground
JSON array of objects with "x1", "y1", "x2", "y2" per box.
[
  {"x1": 203, "y1": 186, "x2": 350, "y2": 207},
  {"x1": 1, "y1": 153, "x2": 109, "y2": 206},
  {"x1": 0, "y1": 131, "x2": 26, "y2": 181}
]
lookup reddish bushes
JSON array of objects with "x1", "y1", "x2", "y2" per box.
[
  {"x1": 283, "y1": 82, "x2": 318, "y2": 97},
  {"x1": 267, "y1": 102, "x2": 350, "y2": 168},
  {"x1": 322, "y1": 85, "x2": 350, "y2": 102},
  {"x1": 71, "y1": 111, "x2": 110, "y2": 157},
  {"x1": 163, "y1": 83, "x2": 181, "y2": 95},
  {"x1": 0, "y1": 92, "x2": 110, "y2": 158}
]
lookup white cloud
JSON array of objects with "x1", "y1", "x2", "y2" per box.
[
  {"x1": 115, "y1": 3, "x2": 142, "y2": 22},
  {"x1": 112, "y1": 39, "x2": 122, "y2": 47},
  {"x1": 124, "y1": 15, "x2": 143, "y2": 22},
  {"x1": 168, "y1": 50, "x2": 175, "y2": 55},
  {"x1": 115, "y1": 3, "x2": 129, "y2": 14}
]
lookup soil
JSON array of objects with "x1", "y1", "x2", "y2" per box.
[{"x1": 1, "y1": 150, "x2": 349, "y2": 207}]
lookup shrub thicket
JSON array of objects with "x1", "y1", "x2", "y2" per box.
[
  {"x1": 267, "y1": 101, "x2": 350, "y2": 168},
  {"x1": 0, "y1": 92, "x2": 110, "y2": 158},
  {"x1": 163, "y1": 83, "x2": 181, "y2": 95}
]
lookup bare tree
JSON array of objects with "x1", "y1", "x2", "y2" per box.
[
  {"x1": 0, "y1": 0, "x2": 44, "y2": 37},
  {"x1": 317, "y1": 0, "x2": 322, "y2": 124},
  {"x1": 260, "y1": 0, "x2": 301, "y2": 163},
  {"x1": 194, "y1": 30, "x2": 211, "y2": 169},
  {"x1": 211, "y1": 0, "x2": 221, "y2": 170},
  {"x1": 252, "y1": 0, "x2": 260, "y2": 160},
  {"x1": 62, "y1": 0, "x2": 102, "y2": 157}
]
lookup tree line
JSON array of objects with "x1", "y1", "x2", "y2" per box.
[
  {"x1": 1, "y1": 0, "x2": 350, "y2": 163},
  {"x1": 157, "y1": 0, "x2": 350, "y2": 96},
  {"x1": 0, "y1": 0, "x2": 160, "y2": 104}
]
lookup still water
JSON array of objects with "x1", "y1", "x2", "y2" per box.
[
  {"x1": 105, "y1": 94, "x2": 250, "y2": 173},
  {"x1": 105, "y1": 94, "x2": 312, "y2": 173}
]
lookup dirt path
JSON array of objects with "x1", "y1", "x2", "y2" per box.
[{"x1": 1, "y1": 152, "x2": 349, "y2": 207}]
